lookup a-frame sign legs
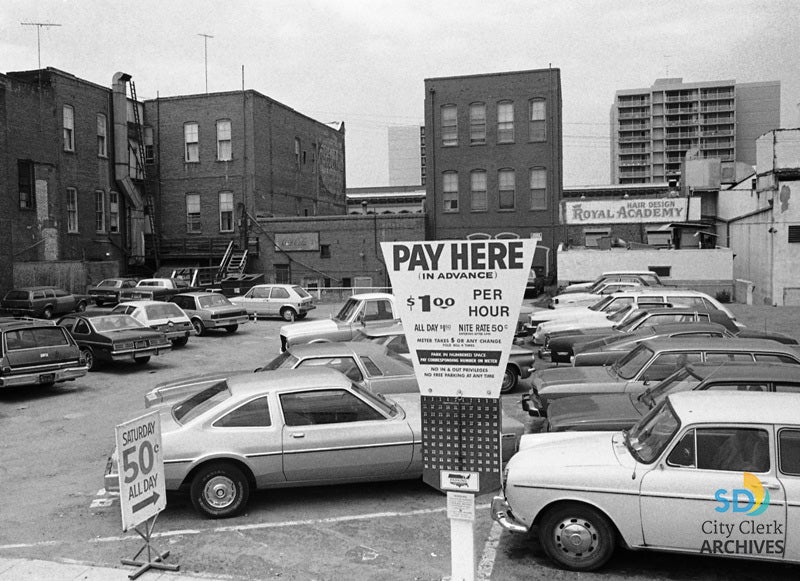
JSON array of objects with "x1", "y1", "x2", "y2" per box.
[{"x1": 120, "y1": 514, "x2": 179, "y2": 579}]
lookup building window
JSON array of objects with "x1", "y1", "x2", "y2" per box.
[
  {"x1": 217, "y1": 119, "x2": 232, "y2": 161},
  {"x1": 529, "y1": 167, "x2": 547, "y2": 210},
  {"x1": 788, "y1": 225, "x2": 800, "y2": 243},
  {"x1": 294, "y1": 138, "x2": 301, "y2": 166},
  {"x1": 67, "y1": 188, "x2": 78, "y2": 233},
  {"x1": 320, "y1": 244, "x2": 331, "y2": 258},
  {"x1": 186, "y1": 193, "x2": 201, "y2": 233},
  {"x1": 97, "y1": 114, "x2": 107, "y2": 157},
  {"x1": 144, "y1": 127, "x2": 154, "y2": 163},
  {"x1": 497, "y1": 101, "x2": 514, "y2": 143},
  {"x1": 18, "y1": 160, "x2": 34, "y2": 210},
  {"x1": 94, "y1": 191, "x2": 106, "y2": 233},
  {"x1": 498, "y1": 169, "x2": 516, "y2": 210},
  {"x1": 441, "y1": 105, "x2": 458, "y2": 147},
  {"x1": 219, "y1": 191, "x2": 234, "y2": 232},
  {"x1": 470, "y1": 170, "x2": 487, "y2": 212},
  {"x1": 184, "y1": 122, "x2": 199, "y2": 162},
  {"x1": 63, "y1": 105, "x2": 75, "y2": 152},
  {"x1": 584, "y1": 228, "x2": 611, "y2": 248},
  {"x1": 109, "y1": 191, "x2": 119, "y2": 233},
  {"x1": 275, "y1": 265, "x2": 291, "y2": 284},
  {"x1": 646, "y1": 228, "x2": 672, "y2": 248},
  {"x1": 442, "y1": 171, "x2": 459, "y2": 212},
  {"x1": 529, "y1": 99, "x2": 546, "y2": 142},
  {"x1": 469, "y1": 102, "x2": 486, "y2": 144}
]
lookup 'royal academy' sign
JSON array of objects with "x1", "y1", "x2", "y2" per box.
[{"x1": 563, "y1": 197, "x2": 698, "y2": 225}]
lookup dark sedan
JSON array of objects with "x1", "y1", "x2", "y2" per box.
[
  {"x1": 56, "y1": 313, "x2": 172, "y2": 370},
  {"x1": 545, "y1": 362, "x2": 800, "y2": 432},
  {"x1": 87, "y1": 278, "x2": 138, "y2": 306}
]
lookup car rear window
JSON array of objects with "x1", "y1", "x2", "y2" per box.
[
  {"x1": 173, "y1": 381, "x2": 231, "y2": 424},
  {"x1": 197, "y1": 293, "x2": 231, "y2": 308},
  {"x1": 97, "y1": 279, "x2": 121, "y2": 288},
  {"x1": 292, "y1": 286, "x2": 311, "y2": 299},
  {"x1": 92, "y1": 315, "x2": 145, "y2": 332},
  {"x1": 5, "y1": 327, "x2": 69, "y2": 350},
  {"x1": 145, "y1": 303, "x2": 186, "y2": 319}
]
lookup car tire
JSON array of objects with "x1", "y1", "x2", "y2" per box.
[
  {"x1": 539, "y1": 502, "x2": 616, "y2": 572},
  {"x1": 42, "y1": 306, "x2": 54, "y2": 320},
  {"x1": 172, "y1": 336, "x2": 189, "y2": 347},
  {"x1": 192, "y1": 319, "x2": 206, "y2": 336},
  {"x1": 280, "y1": 308, "x2": 296, "y2": 322},
  {"x1": 134, "y1": 356, "x2": 151, "y2": 365},
  {"x1": 75, "y1": 301, "x2": 87, "y2": 313},
  {"x1": 190, "y1": 462, "x2": 250, "y2": 519},
  {"x1": 81, "y1": 347, "x2": 96, "y2": 371},
  {"x1": 225, "y1": 324, "x2": 239, "y2": 333},
  {"x1": 501, "y1": 366, "x2": 519, "y2": 393}
]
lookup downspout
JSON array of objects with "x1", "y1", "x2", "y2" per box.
[{"x1": 428, "y1": 87, "x2": 437, "y2": 239}]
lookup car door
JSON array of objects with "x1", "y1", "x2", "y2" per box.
[
  {"x1": 777, "y1": 428, "x2": 800, "y2": 561},
  {"x1": 238, "y1": 286, "x2": 267, "y2": 316},
  {"x1": 640, "y1": 424, "x2": 786, "y2": 558},
  {"x1": 279, "y1": 388, "x2": 414, "y2": 482},
  {"x1": 268, "y1": 287, "x2": 291, "y2": 317}
]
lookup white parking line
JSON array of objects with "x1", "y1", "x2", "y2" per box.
[{"x1": 477, "y1": 521, "x2": 503, "y2": 580}]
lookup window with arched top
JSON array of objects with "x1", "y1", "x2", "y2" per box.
[
  {"x1": 530, "y1": 167, "x2": 547, "y2": 210},
  {"x1": 498, "y1": 169, "x2": 516, "y2": 210},
  {"x1": 469, "y1": 102, "x2": 486, "y2": 144},
  {"x1": 467, "y1": 232, "x2": 491, "y2": 240},
  {"x1": 442, "y1": 171, "x2": 459, "y2": 212}
]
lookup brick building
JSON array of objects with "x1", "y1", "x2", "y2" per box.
[
  {"x1": 423, "y1": 68, "x2": 562, "y2": 274},
  {"x1": 143, "y1": 91, "x2": 346, "y2": 272}
]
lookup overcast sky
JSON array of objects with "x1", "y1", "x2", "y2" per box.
[{"x1": 3, "y1": 0, "x2": 798, "y2": 187}]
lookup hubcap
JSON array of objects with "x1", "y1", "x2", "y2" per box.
[
  {"x1": 554, "y1": 517, "x2": 597, "y2": 558},
  {"x1": 204, "y1": 475, "x2": 236, "y2": 509}
]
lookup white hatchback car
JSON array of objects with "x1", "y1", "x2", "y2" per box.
[
  {"x1": 111, "y1": 300, "x2": 194, "y2": 346},
  {"x1": 493, "y1": 391, "x2": 800, "y2": 571},
  {"x1": 229, "y1": 284, "x2": 315, "y2": 321}
]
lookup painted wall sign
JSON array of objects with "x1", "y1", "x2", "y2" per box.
[
  {"x1": 563, "y1": 197, "x2": 693, "y2": 225},
  {"x1": 274, "y1": 232, "x2": 319, "y2": 252}
]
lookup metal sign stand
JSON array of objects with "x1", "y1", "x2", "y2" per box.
[{"x1": 121, "y1": 513, "x2": 179, "y2": 579}]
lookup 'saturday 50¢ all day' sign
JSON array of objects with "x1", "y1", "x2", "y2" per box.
[{"x1": 381, "y1": 239, "x2": 535, "y2": 398}]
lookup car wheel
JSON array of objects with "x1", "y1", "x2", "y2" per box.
[
  {"x1": 539, "y1": 502, "x2": 616, "y2": 572},
  {"x1": 134, "y1": 356, "x2": 151, "y2": 365},
  {"x1": 192, "y1": 319, "x2": 206, "y2": 336},
  {"x1": 75, "y1": 301, "x2": 87, "y2": 313},
  {"x1": 280, "y1": 308, "x2": 296, "y2": 322},
  {"x1": 501, "y1": 366, "x2": 519, "y2": 393},
  {"x1": 81, "y1": 347, "x2": 96, "y2": 371},
  {"x1": 190, "y1": 463, "x2": 250, "y2": 519},
  {"x1": 42, "y1": 306, "x2": 53, "y2": 320},
  {"x1": 225, "y1": 324, "x2": 239, "y2": 333},
  {"x1": 172, "y1": 336, "x2": 189, "y2": 347}
]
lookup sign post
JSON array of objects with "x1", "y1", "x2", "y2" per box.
[
  {"x1": 382, "y1": 239, "x2": 535, "y2": 581},
  {"x1": 114, "y1": 410, "x2": 179, "y2": 579}
]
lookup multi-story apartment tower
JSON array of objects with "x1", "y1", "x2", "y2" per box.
[
  {"x1": 610, "y1": 78, "x2": 780, "y2": 185},
  {"x1": 424, "y1": 68, "x2": 562, "y2": 273}
]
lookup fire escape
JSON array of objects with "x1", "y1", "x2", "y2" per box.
[{"x1": 128, "y1": 81, "x2": 159, "y2": 270}]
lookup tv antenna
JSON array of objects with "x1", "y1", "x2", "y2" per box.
[
  {"x1": 198, "y1": 33, "x2": 214, "y2": 93},
  {"x1": 664, "y1": 54, "x2": 673, "y2": 77},
  {"x1": 21, "y1": 21, "x2": 62, "y2": 69}
]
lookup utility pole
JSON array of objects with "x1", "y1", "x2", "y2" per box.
[
  {"x1": 198, "y1": 33, "x2": 214, "y2": 93},
  {"x1": 21, "y1": 21, "x2": 61, "y2": 69}
]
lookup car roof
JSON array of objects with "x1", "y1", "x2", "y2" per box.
[
  {"x1": 640, "y1": 322, "x2": 729, "y2": 335},
  {"x1": 288, "y1": 340, "x2": 394, "y2": 358},
  {"x1": 174, "y1": 291, "x2": 225, "y2": 298},
  {"x1": 639, "y1": 337, "x2": 797, "y2": 353},
  {"x1": 348, "y1": 292, "x2": 394, "y2": 300},
  {"x1": 226, "y1": 367, "x2": 352, "y2": 397},
  {"x1": 668, "y1": 391, "x2": 800, "y2": 425},
  {"x1": 251, "y1": 283, "x2": 296, "y2": 288},
  {"x1": 598, "y1": 271, "x2": 657, "y2": 276},
  {"x1": 0, "y1": 318, "x2": 58, "y2": 330},
  {"x1": 685, "y1": 362, "x2": 800, "y2": 383},
  {"x1": 114, "y1": 300, "x2": 164, "y2": 307},
  {"x1": 13, "y1": 286, "x2": 61, "y2": 291}
]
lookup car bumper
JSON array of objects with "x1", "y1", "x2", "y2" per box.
[
  {"x1": 490, "y1": 495, "x2": 529, "y2": 534},
  {"x1": 205, "y1": 315, "x2": 250, "y2": 328},
  {"x1": 109, "y1": 346, "x2": 171, "y2": 360},
  {"x1": 0, "y1": 365, "x2": 88, "y2": 388}
]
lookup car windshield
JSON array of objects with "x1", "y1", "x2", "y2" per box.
[
  {"x1": 607, "y1": 305, "x2": 634, "y2": 323},
  {"x1": 173, "y1": 380, "x2": 231, "y2": 424},
  {"x1": 588, "y1": 295, "x2": 614, "y2": 311},
  {"x1": 91, "y1": 315, "x2": 146, "y2": 332},
  {"x1": 198, "y1": 294, "x2": 232, "y2": 308},
  {"x1": 639, "y1": 366, "x2": 705, "y2": 408},
  {"x1": 625, "y1": 398, "x2": 680, "y2": 463},
  {"x1": 292, "y1": 286, "x2": 311, "y2": 298},
  {"x1": 259, "y1": 351, "x2": 300, "y2": 371},
  {"x1": 351, "y1": 381, "x2": 398, "y2": 416},
  {"x1": 97, "y1": 279, "x2": 122, "y2": 288},
  {"x1": 144, "y1": 303, "x2": 185, "y2": 319},
  {"x1": 335, "y1": 298, "x2": 361, "y2": 322},
  {"x1": 616, "y1": 310, "x2": 649, "y2": 332},
  {"x1": 613, "y1": 344, "x2": 654, "y2": 380}
]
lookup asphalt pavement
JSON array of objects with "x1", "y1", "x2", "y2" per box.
[{"x1": 0, "y1": 556, "x2": 229, "y2": 581}]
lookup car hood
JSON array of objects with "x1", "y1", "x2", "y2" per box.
[
  {"x1": 547, "y1": 393, "x2": 644, "y2": 431},
  {"x1": 538, "y1": 315, "x2": 614, "y2": 334},
  {"x1": 280, "y1": 318, "x2": 340, "y2": 339},
  {"x1": 202, "y1": 305, "x2": 247, "y2": 315},
  {"x1": 551, "y1": 292, "x2": 600, "y2": 305}
]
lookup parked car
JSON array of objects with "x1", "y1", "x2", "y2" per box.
[
  {"x1": 0, "y1": 317, "x2": 87, "y2": 388},
  {"x1": 549, "y1": 281, "x2": 644, "y2": 308},
  {"x1": 560, "y1": 270, "x2": 664, "y2": 294},
  {"x1": 169, "y1": 292, "x2": 250, "y2": 336},
  {"x1": 105, "y1": 367, "x2": 525, "y2": 519},
  {"x1": 493, "y1": 391, "x2": 800, "y2": 571},
  {"x1": 352, "y1": 320, "x2": 536, "y2": 393},
  {"x1": 1, "y1": 286, "x2": 89, "y2": 319},
  {"x1": 279, "y1": 292, "x2": 397, "y2": 351},
  {"x1": 228, "y1": 284, "x2": 316, "y2": 322},
  {"x1": 144, "y1": 341, "x2": 419, "y2": 407},
  {"x1": 56, "y1": 313, "x2": 172, "y2": 371},
  {"x1": 87, "y1": 278, "x2": 138, "y2": 306},
  {"x1": 522, "y1": 337, "x2": 800, "y2": 417},
  {"x1": 544, "y1": 362, "x2": 800, "y2": 433},
  {"x1": 110, "y1": 300, "x2": 194, "y2": 347},
  {"x1": 118, "y1": 278, "x2": 196, "y2": 302}
]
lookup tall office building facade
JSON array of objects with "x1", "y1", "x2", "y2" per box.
[{"x1": 610, "y1": 78, "x2": 780, "y2": 184}]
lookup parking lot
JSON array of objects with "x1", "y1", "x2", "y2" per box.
[{"x1": 1, "y1": 300, "x2": 799, "y2": 580}]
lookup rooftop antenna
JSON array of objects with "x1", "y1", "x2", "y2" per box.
[
  {"x1": 21, "y1": 21, "x2": 61, "y2": 69},
  {"x1": 664, "y1": 54, "x2": 672, "y2": 77},
  {"x1": 198, "y1": 33, "x2": 214, "y2": 93}
]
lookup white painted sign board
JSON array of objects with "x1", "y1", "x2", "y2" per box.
[
  {"x1": 115, "y1": 411, "x2": 166, "y2": 532},
  {"x1": 381, "y1": 239, "x2": 536, "y2": 398}
]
